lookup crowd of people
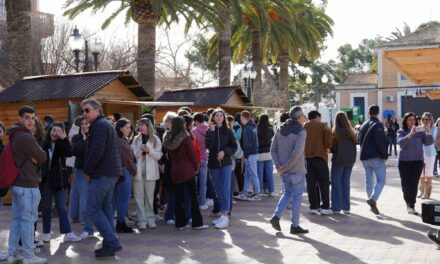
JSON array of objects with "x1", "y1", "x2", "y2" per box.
[{"x1": 0, "y1": 100, "x2": 439, "y2": 263}]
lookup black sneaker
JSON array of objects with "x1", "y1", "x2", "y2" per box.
[
  {"x1": 290, "y1": 225, "x2": 309, "y2": 234},
  {"x1": 270, "y1": 216, "x2": 281, "y2": 231},
  {"x1": 426, "y1": 231, "x2": 440, "y2": 248},
  {"x1": 367, "y1": 199, "x2": 380, "y2": 215},
  {"x1": 116, "y1": 221, "x2": 134, "y2": 233},
  {"x1": 95, "y1": 245, "x2": 122, "y2": 259}
]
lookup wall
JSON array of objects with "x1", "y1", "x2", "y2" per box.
[
  {"x1": 93, "y1": 79, "x2": 139, "y2": 101},
  {"x1": 381, "y1": 52, "x2": 400, "y2": 88}
]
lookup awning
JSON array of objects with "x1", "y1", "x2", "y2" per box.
[{"x1": 100, "y1": 100, "x2": 194, "y2": 107}]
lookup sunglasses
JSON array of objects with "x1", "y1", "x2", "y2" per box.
[
  {"x1": 82, "y1": 108, "x2": 91, "y2": 113},
  {"x1": 422, "y1": 118, "x2": 429, "y2": 121}
]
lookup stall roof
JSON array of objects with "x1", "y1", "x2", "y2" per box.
[
  {"x1": 101, "y1": 100, "x2": 194, "y2": 107},
  {"x1": 0, "y1": 70, "x2": 151, "y2": 103}
]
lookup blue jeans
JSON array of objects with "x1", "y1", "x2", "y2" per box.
[
  {"x1": 8, "y1": 187, "x2": 40, "y2": 258},
  {"x1": 331, "y1": 165, "x2": 352, "y2": 212},
  {"x1": 243, "y1": 155, "x2": 260, "y2": 196},
  {"x1": 197, "y1": 159, "x2": 208, "y2": 206},
  {"x1": 87, "y1": 176, "x2": 120, "y2": 248},
  {"x1": 362, "y1": 158, "x2": 386, "y2": 201},
  {"x1": 274, "y1": 174, "x2": 305, "y2": 227},
  {"x1": 211, "y1": 166, "x2": 232, "y2": 213},
  {"x1": 257, "y1": 160, "x2": 274, "y2": 193},
  {"x1": 113, "y1": 168, "x2": 132, "y2": 223},
  {"x1": 69, "y1": 168, "x2": 89, "y2": 222},
  {"x1": 42, "y1": 182, "x2": 71, "y2": 234}
]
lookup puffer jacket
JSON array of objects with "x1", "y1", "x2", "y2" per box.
[{"x1": 205, "y1": 125, "x2": 237, "y2": 169}]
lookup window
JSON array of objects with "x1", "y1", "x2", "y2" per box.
[{"x1": 400, "y1": 73, "x2": 408, "y2": 81}]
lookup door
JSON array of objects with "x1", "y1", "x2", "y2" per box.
[{"x1": 353, "y1": 97, "x2": 365, "y2": 121}]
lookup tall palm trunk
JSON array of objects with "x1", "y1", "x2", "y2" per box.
[
  {"x1": 279, "y1": 49, "x2": 290, "y2": 111},
  {"x1": 137, "y1": 23, "x2": 156, "y2": 98},
  {"x1": 218, "y1": 9, "x2": 231, "y2": 86},
  {"x1": 6, "y1": 0, "x2": 32, "y2": 84},
  {"x1": 251, "y1": 29, "x2": 263, "y2": 106}
]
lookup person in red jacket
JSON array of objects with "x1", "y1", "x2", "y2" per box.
[
  {"x1": 183, "y1": 115, "x2": 201, "y2": 166},
  {"x1": 163, "y1": 117, "x2": 208, "y2": 230}
]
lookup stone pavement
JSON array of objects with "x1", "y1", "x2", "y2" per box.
[{"x1": 1, "y1": 153, "x2": 440, "y2": 264}]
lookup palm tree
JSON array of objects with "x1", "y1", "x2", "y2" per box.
[
  {"x1": 6, "y1": 0, "x2": 33, "y2": 84},
  {"x1": 64, "y1": 0, "x2": 226, "y2": 98}
]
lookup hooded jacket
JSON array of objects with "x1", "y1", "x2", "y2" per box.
[
  {"x1": 205, "y1": 125, "x2": 237, "y2": 169},
  {"x1": 271, "y1": 119, "x2": 307, "y2": 175},
  {"x1": 8, "y1": 123, "x2": 46, "y2": 188}
]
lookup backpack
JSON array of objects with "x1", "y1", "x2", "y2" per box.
[{"x1": 0, "y1": 130, "x2": 25, "y2": 194}]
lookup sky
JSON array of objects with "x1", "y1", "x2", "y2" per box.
[{"x1": 39, "y1": 0, "x2": 440, "y2": 63}]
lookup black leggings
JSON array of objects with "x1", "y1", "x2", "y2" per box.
[
  {"x1": 398, "y1": 160, "x2": 424, "y2": 209},
  {"x1": 175, "y1": 177, "x2": 203, "y2": 228}
]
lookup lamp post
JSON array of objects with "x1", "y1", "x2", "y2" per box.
[
  {"x1": 241, "y1": 64, "x2": 257, "y2": 103},
  {"x1": 69, "y1": 26, "x2": 103, "y2": 73},
  {"x1": 306, "y1": 74, "x2": 328, "y2": 110}
]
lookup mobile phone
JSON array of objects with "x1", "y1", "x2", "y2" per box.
[{"x1": 416, "y1": 126, "x2": 426, "y2": 132}]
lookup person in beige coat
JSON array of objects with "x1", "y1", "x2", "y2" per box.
[{"x1": 131, "y1": 118, "x2": 162, "y2": 229}]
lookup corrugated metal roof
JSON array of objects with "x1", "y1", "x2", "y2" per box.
[
  {"x1": 156, "y1": 86, "x2": 251, "y2": 106},
  {"x1": 0, "y1": 70, "x2": 150, "y2": 103}
]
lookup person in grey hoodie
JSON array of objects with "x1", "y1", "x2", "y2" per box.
[{"x1": 269, "y1": 106, "x2": 309, "y2": 235}]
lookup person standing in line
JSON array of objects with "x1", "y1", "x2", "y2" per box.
[
  {"x1": 358, "y1": 105, "x2": 388, "y2": 215},
  {"x1": 114, "y1": 118, "x2": 137, "y2": 233},
  {"x1": 163, "y1": 117, "x2": 208, "y2": 230},
  {"x1": 386, "y1": 116, "x2": 399, "y2": 156},
  {"x1": 418, "y1": 113, "x2": 437, "y2": 199},
  {"x1": 397, "y1": 112, "x2": 433, "y2": 215},
  {"x1": 82, "y1": 98, "x2": 123, "y2": 258},
  {"x1": 304, "y1": 111, "x2": 333, "y2": 215},
  {"x1": 232, "y1": 113, "x2": 244, "y2": 195},
  {"x1": 7, "y1": 106, "x2": 48, "y2": 264},
  {"x1": 256, "y1": 114, "x2": 275, "y2": 197},
  {"x1": 237, "y1": 111, "x2": 261, "y2": 201},
  {"x1": 205, "y1": 109, "x2": 238, "y2": 229},
  {"x1": 192, "y1": 113, "x2": 209, "y2": 210},
  {"x1": 269, "y1": 106, "x2": 309, "y2": 234},
  {"x1": 131, "y1": 118, "x2": 162, "y2": 230},
  {"x1": 434, "y1": 118, "x2": 440, "y2": 177},
  {"x1": 330, "y1": 112, "x2": 357, "y2": 214}
]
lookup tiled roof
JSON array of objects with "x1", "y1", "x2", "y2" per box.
[
  {"x1": 339, "y1": 73, "x2": 378, "y2": 86},
  {"x1": 156, "y1": 86, "x2": 251, "y2": 105},
  {"x1": 0, "y1": 70, "x2": 151, "y2": 103},
  {"x1": 380, "y1": 24, "x2": 440, "y2": 48}
]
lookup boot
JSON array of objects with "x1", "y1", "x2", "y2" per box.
[
  {"x1": 116, "y1": 220, "x2": 134, "y2": 233},
  {"x1": 418, "y1": 179, "x2": 426, "y2": 198},
  {"x1": 422, "y1": 182, "x2": 432, "y2": 199}
]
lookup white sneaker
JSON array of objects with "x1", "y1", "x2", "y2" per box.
[
  {"x1": 193, "y1": 224, "x2": 209, "y2": 230},
  {"x1": 199, "y1": 205, "x2": 209, "y2": 210},
  {"x1": 79, "y1": 231, "x2": 92, "y2": 239},
  {"x1": 7, "y1": 255, "x2": 23, "y2": 264},
  {"x1": 320, "y1": 209, "x2": 333, "y2": 215},
  {"x1": 23, "y1": 255, "x2": 47, "y2": 264},
  {"x1": 63, "y1": 232, "x2": 81, "y2": 243},
  {"x1": 214, "y1": 216, "x2": 229, "y2": 229},
  {"x1": 166, "y1": 219, "x2": 175, "y2": 225},
  {"x1": 0, "y1": 252, "x2": 7, "y2": 261},
  {"x1": 206, "y1": 199, "x2": 214, "y2": 206},
  {"x1": 138, "y1": 223, "x2": 147, "y2": 230},
  {"x1": 309, "y1": 209, "x2": 319, "y2": 215},
  {"x1": 212, "y1": 216, "x2": 223, "y2": 225},
  {"x1": 42, "y1": 233, "x2": 51, "y2": 243},
  {"x1": 156, "y1": 214, "x2": 164, "y2": 221},
  {"x1": 147, "y1": 221, "x2": 157, "y2": 229}
]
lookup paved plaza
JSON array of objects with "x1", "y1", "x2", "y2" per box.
[{"x1": 1, "y1": 152, "x2": 440, "y2": 264}]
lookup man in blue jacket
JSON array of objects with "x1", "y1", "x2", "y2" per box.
[
  {"x1": 82, "y1": 98, "x2": 123, "y2": 258},
  {"x1": 358, "y1": 105, "x2": 388, "y2": 215}
]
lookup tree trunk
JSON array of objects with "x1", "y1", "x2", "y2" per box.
[
  {"x1": 218, "y1": 10, "x2": 231, "y2": 86},
  {"x1": 6, "y1": 0, "x2": 32, "y2": 84},
  {"x1": 137, "y1": 23, "x2": 156, "y2": 98},
  {"x1": 279, "y1": 49, "x2": 290, "y2": 111},
  {"x1": 251, "y1": 29, "x2": 263, "y2": 106}
]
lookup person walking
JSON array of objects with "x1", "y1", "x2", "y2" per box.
[
  {"x1": 114, "y1": 118, "x2": 137, "y2": 233},
  {"x1": 205, "y1": 109, "x2": 238, "y2": 229},
  {"x1": 304, "y1": 110, "x2": 333, "y2": 215},
  {"x1": 257, "y1": 114, "x2": 275, "y2": 196},
  {"x1": 7, "y1": 106, "x2": 48, "y2": 264},
  {"x1": 269, "y1": 106, "x2": 309, "y2": 234},
  {"x1": 397, "y1": 112, "x2": 433, "y2": 215},
  {"x1": 132, "y1": 118, "x2": 162, "y2": 230},
  {"x1": 386, "y1": 116, "x2": 399, "y2": 156},
  {"x1": 41, "y1": 122, "x2": 81, "y2": 243},
  {"x1": 418, "y1": 113, "x2": 437, "y2": 199},
  {"x1": 163, "y1": 116, "x2": 209, "y2": 230},
  {"x1": 358, "y1": 105, "x2": 388, "y2": 215},
  {"x1": 82, "y1": 99, "x2": 123, "y2": 258},
  {"x1": 330, "y1": 112, "x2": 357, "y2": 214}
]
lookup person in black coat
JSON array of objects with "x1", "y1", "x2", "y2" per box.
[
  {"x1": 257, "y1": 114, "x2": 275, "y2": 196},
  {"x1": 41, "y1": 122, "x2": 81, "y2": 243}
]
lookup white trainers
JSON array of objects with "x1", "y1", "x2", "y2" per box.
[
  {"x1": 199, "y1": 205, "x2": 209, "y2": 210},
  {"x1": 63, "y1": 232, "x2": 81, "y2": 242},
  {"x1": 156, "y1": 214, "x2": 164, "y2": 221},
  {"x1": 23, "y1": 255, "x2": 48, "y2": 264},
  {"x1": 214, "y1": 215, "x2": 229, "y2": 229},
  {"x1": 0, "y1": 252, "x2": 7, "y2": 261},
  {"x1": 193, "y1": 224, "x2": 209, "y2": 230},
  {"x1": 166, "y1": 219, "x2": 175, "y2": 225},
  {"x1": 147, "y1": 221, "x2": 157, "y2": 229},
  {"x1": 7, "y1": 255, "x2": 23, "y2": 264},
  {"x1": 79, "y1": 231, "x2": 92, "y2": 239},
  {"x1": 320, "y1": 209, "x2": 334, "y2": 215},
  {"x1": 42, "y1": 233, "x2": 51, "y2": 243},
  {"x1": 309, "y1": 209, "x2": 319, "y2": 215},
  {"x1": 212, "y1": 216, "x2": 223, "y2": 225},
  {"x1": 206, "y1": 199, "x2": 214, "y2": 206}
]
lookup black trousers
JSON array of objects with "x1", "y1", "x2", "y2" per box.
[
  {"x1": 175, "y1": 177, "x2": 203, "y2": 228},
  {"x1": 235, "y1": 159, "x2": 244, "y2": 192},
  {"x1": 398, "y1": 160, "x2": 424, "y2": 209},
  {"x1": 306, "y1": 157, "x2": 330, "y2": 210}
]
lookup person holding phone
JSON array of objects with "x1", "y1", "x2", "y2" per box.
[
  {"x1": 397, "y1": 112, "x2": 434, "y2": 215},
  {"x1": 419, "y1": 112, "x2": 437, "y2": 199}
]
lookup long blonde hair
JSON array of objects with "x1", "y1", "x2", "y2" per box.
[
  {"x1": 138, "y1": 118, "x2": 158, "y2": 148},
  {"x1": 332, "y1": 111, "x2": 357, "y2": 143}
]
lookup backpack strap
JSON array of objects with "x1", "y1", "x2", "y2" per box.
[{"x1": 361, "y1": 122, "x2": 377, "y2": 147}]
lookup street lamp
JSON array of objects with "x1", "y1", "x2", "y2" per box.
[
  {"x1": 69, "y1": 26, "x2": 103, "y2": 73},
  {"x1": 241, "y1": 64, "x2": 257, "y2": 102}
]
